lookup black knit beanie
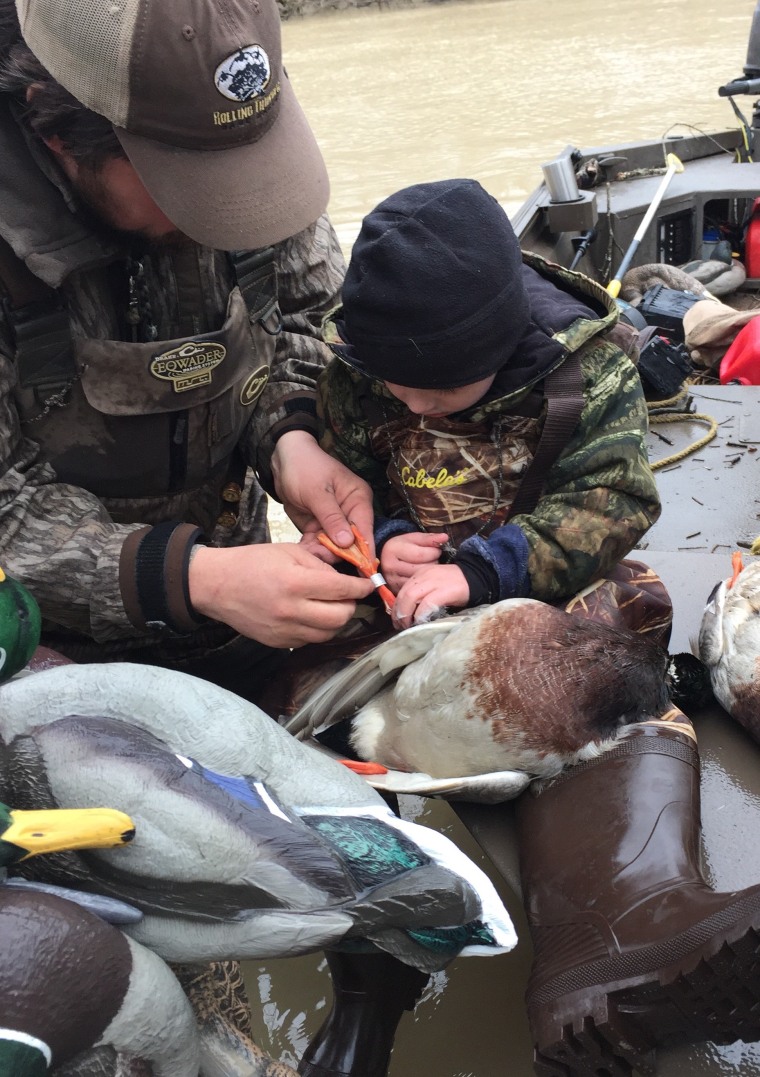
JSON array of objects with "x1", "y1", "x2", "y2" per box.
[{"x1": 333, "y1": 178, "x2": 530, "y2": 389}]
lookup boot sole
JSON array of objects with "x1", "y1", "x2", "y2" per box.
[{"x1": 529, "y1": 918, "x2": 760, "y2": 1075}]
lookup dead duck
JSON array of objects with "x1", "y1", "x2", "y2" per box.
[
  {"x1": 0, "y1": 659, "x2": 515, "y2": 973},
  {"x1": 286, "y1": 598, "x2": 673, "y2": 801},
  {"x1": 698, "y1": 551, "x2": 760, "y2": 736}
]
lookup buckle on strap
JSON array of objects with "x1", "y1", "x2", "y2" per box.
[{"x1": 228, "y1": 247, "x2": 281, "y2": 329}]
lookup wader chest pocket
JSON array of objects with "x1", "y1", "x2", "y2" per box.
[{"x1": 24, "y1": 288, "x2": 273, "y2": 498}]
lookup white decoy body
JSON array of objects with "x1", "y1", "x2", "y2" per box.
[
  {"x1": 698, "y1": 555, "x2": 760, "y2": 734},
  {"x1": 0, "y1": 662, "x2": 514, "y2": 973},
  {"x1": 287, "y1": 598, "x2": 672, "y2": 802}
]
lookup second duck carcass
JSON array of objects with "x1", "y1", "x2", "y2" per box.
[{"x1": 699, "y1": 552, "x2": 760, "y2": 738}]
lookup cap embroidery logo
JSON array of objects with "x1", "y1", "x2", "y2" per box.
[
  {"x1": 240, "y1": 366, "x2": 270, "y2": 406},
  {"x1": 150, "y1": 342, "x2": 226, "y2": 393},
  {"x1": 215, "y1": 44, "x2": 271, "y2": 102},
  {"x1": 213, "y1": 46, "x2": 281, "y2": 127}
]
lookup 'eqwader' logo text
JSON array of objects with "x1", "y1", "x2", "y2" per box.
[{"x1": 150, "y1": 341, "x2": 226, "y2": 393}]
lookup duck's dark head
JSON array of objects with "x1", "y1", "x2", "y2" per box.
[
  {"x1": 666, "y1": 651, "x2": 715, "y2": 712},
  {"x1": 535, "y1": 615, "x2": 673, "y2": 744}
]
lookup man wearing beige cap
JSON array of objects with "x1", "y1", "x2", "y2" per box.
[
  {"x1": 0, "y1": 0, "x2": 423, "y2": 1074},
  {"x1": 0, "y1": 0, "x2": 376, "y2": 671}
]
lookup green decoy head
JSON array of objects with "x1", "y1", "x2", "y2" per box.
[{"x1": 0, "y1": 568, "x2": 42, "y2": 684}]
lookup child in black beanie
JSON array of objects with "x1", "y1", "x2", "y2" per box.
[{"x1": 317, "y1": 178, "x2": 660, "y2": 629}]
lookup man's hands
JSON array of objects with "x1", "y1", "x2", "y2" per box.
[
  {"x1": 380, "y1": 532, "x2": 449, "y2": 591},
  {"x1": 391, "y1": 563, "x2": 470, "y2": 630},
  {"x1": 270, "y1": 431, "x2": 374, "y2": 560},
  {"x1": 190, "y1": 431, "x2": 373, "y2": 647},
  {"x1": 189, "y1": 543, "x2": 373, "y2": 648}
]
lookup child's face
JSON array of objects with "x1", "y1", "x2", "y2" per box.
[{"x1": 383, "y1": 374, "x2": 497, "y2": 418}]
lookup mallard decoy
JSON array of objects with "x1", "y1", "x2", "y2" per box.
[
  {"x1": 0, "y1": 801, "x2": 300, "y2": 1076},
  {"x1": 0, "y1": 564, "x2": 41, "y2": 683},
  {"x1": 286, "y1": 598, "x2": 673, "y2": 802},
  {"x1": 1, "y1": 887, "x2": 203, "y2": 1077},
  {"x1": 0, "y1": 800, "x2": 205, "y2": 1077},
  {"x1": 698, "y1": 551, "x2": 760, "y2": 736},
  {"x1": 681, "y1": 250, "x2": 747, "y2": 297},
  {"x1": 0, "y1": 660, "x2": 515, "y2": 974}
]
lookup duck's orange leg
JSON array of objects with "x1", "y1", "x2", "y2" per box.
[
  {"x1": 317, "y1": 525, "x2": 396, "y2": 612},
  {"x1": 728, "y1": 550, "x2": 744, "y2": 589}
]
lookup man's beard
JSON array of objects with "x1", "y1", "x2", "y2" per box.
[{"x1": 72, "y1": 162, "x2": 189, "y2": 252}]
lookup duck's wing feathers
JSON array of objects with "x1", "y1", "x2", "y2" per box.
[{"x1": 285, "y1": 612, "x2": 477, "y2": 740}]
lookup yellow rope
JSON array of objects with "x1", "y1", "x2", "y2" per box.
[
  {"x1": 647, "y1": 388, "x2": 690, "y2": 409},
  {"x1": 646, "y1": 392, "x2": 719, "y2": 470}
]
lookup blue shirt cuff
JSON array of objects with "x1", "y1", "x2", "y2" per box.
[
  {"x1": 457, "y1": 525, "x2": 531, "y2": 600},
  {"x1": 374, "y1": 516, "x2": 417, "y2": 553}
]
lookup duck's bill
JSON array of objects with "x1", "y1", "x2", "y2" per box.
[{"x1": 3, "y1": 806, "x2": 136, "y2": 860}]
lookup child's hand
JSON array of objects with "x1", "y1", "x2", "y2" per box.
[
  {"x1": 392, "y1": 564, "x2": 470, "y2": 629},
  {"x1": 381, "y1": 532, "x2": 449, "y2": 592}
]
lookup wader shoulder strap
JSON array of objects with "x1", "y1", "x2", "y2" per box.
[
  {"x1": 506, "y1": 350, "x2": 584, "y2": 520},
  {"x1": 228, "y1": 247, "x2": 280, "y2": 328},
  {"x1": 0, "y1": 233, "x2": 76, "y2": 392}
]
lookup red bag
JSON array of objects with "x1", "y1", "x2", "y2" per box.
[{"x1": 720, "y1": 315, "x2": 760, "y2": 384}]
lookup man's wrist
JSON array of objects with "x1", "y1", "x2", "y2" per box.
[
  {"x1": 273, "y1": 428, "x2": 318, "y2": 451},
  {"x1": 187, "y1": 544, "x2": 219, "y2": 621},
  {"x1": 270, "y1": 428, "x2": 320, "y2": 494}
]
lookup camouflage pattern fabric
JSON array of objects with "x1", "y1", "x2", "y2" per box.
[
  {"x1": 0, "y1": 216, "x2": 345, "y2": 650},
  {"x1": 171, "y1": 961, "x2": 298, "y2": 1077},
  {"x1": 368, "y1": 407, "x2": 541, "y2": 545},
  {"x1": 563, "y1": 558, "x2": 673, "y2": 650},
  {"x1": 319, "y1": 254, "x2": 661, "y2": 603}
]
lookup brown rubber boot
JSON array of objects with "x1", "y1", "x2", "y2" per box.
[
  {"x1": 517, "y1": 721, "x2": 760, "y2": 1077},
  {"x1": 297, "y1": 951, "x2": 429, "y2": 1077}
]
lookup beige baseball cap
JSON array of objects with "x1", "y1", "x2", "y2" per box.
[{"x1": 15, "y1": 0, "x2": 330, "y2": 249}]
